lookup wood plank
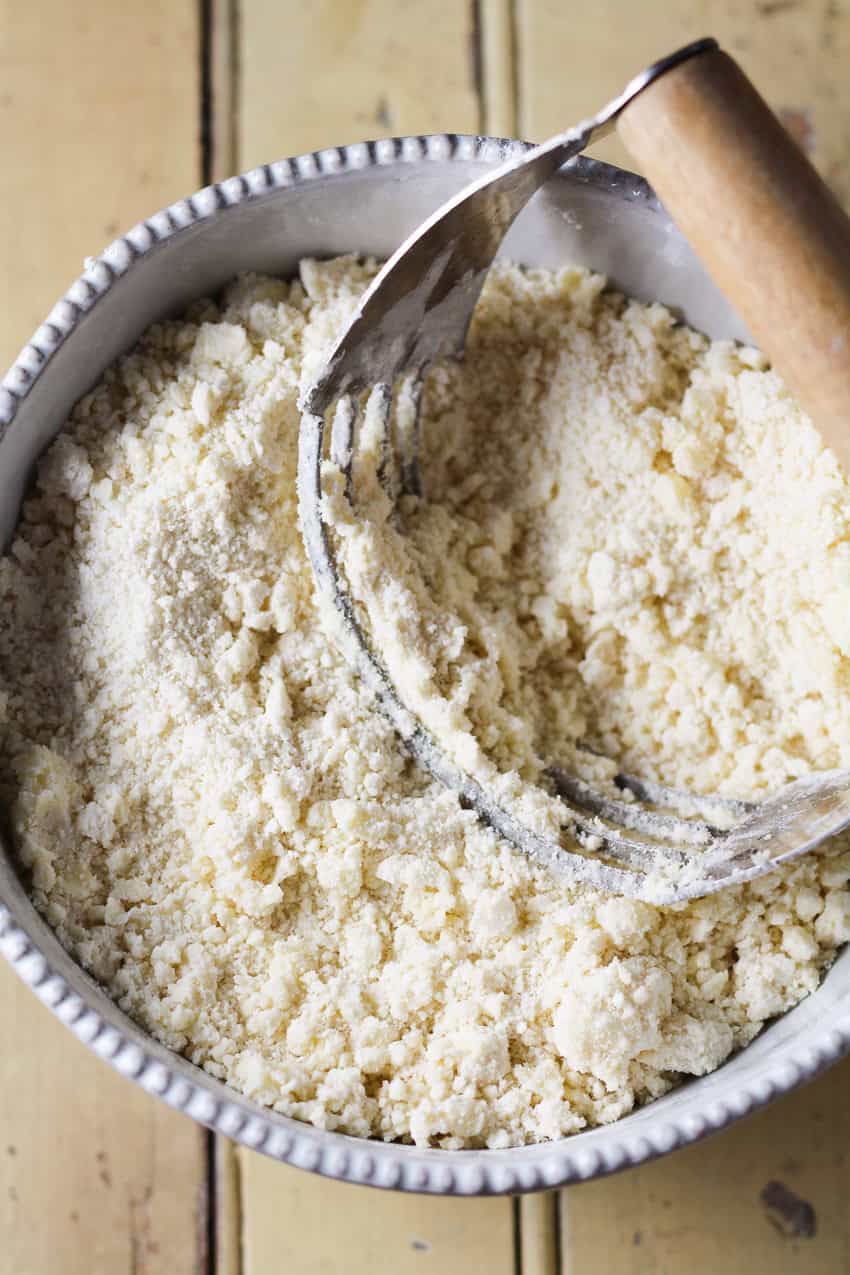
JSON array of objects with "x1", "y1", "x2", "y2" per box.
[
  {"x1": 230, "y1": 7, "x2": 850, "y2": 1275},
  {"x1": 560, "y1": 1057, "x2": 850, "y2": 1273},
  {"x1": 238, "y1": 0, "x2": 482, "y2": 169},
  {"x1": 516, "y1": 0, "x2": 850, "y2": 206},
  {"x1": 520, "y1": 1193, "x2": 559, "y2": 1275},
  {"x1": 0, "y1": 0, "x2": 202, "y2": 369},
  {"x1": 240, "y1": 1154, "x2": 515, "y2": 1275},
  {"x1": 518, "y1": 4, "x2": 850, "y2": 1270},
  {"x1": 233, "y1": 6, "x2": 519, "y2": 1274},
  {"x1": 0, "y1": 986, "x2": 209, "y2": 1275},
  {"x1": 0, "y1": 3, "x2": 208, "y2": 1272}
]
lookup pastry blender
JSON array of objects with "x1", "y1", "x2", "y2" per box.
[{"x1": 299, "y1": 39, "x2": 850, "y2": 902}]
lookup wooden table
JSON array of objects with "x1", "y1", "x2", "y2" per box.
[{"x1": 2, "y1": 3, "x2": 850, "y2": 1271}]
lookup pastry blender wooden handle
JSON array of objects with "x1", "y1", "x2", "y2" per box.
[{"x1": 618, "y1": 48, "x2": 850, "y2": 473}]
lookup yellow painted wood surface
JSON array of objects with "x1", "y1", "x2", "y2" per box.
[
  {"x1": 238, "y1": 0, "x2": 482, "y2": 169},
  {"x1": 517, "y1": 0, "x2": 850, "y2": 206},
  {"x1": 561, "y1": 1060, "x2": 850, "y2": 1273},
  {"x1": 216, "y1": 5, "x2": 850, "y2": 1271},
  {"x1": 1, "y1": 1006, "x2": 207, "y2": 1275},
  {"x1": 4, "y1": 4, "x2": 850, "y2": 1274},
  {"x1": 0, "y1": 4, "x2": 208, "y2": 1273},
  {"x1": 231, "y1": 4, "x2": 519, "y2": 1268},
  {"x1": 0, "y1": 0, "x2": 203, "y2": 367},
  {"x1": 515, "y1": 6, "x2": 850, "y2": 1270},
  {"x1": 240, "y1": 1157, "x2": 516, "y2": 1275}
]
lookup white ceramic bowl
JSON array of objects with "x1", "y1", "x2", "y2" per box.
[{"x1": 1, "y1": 136, "x2": 848, "y2": 1194}]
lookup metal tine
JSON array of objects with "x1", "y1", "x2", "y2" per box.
[
  {"x1": 330, "y1": 393, "x2": 359, "y2": 502},
  {"x1": 615, "y1": 770, "x2": 756, "y2": 820},
  {"x1": 551, "y1": 768, "x2": 714, "y2": 847},
  {"x1": 396, "y1": 373, "x2": 425, "y2": 499},
  {"x1": 296, "y1": 43, "x2": 832, "y2": 901},
  {"x1": 365, "y1": 377, "x2": 424, "y2": 509},
  {"x1": 570, "y1": 816, "x2": 691, "y2": 872},
  {"x1": 362, "y1": 381, "x2": 393, "y2": 498}
]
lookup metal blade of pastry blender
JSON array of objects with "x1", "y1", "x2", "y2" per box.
[
  {"x1": 299, "y1": 37, "x2": 850, "y2": 903},
  {"x1": 302, "y1": 38, "x2": 719, "y2": 417}
]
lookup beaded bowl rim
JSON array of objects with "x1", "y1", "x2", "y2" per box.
[{"x1": 1, "y1": 133, "x2": 849, "y2": 1195}]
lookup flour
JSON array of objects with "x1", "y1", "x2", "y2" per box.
[{"x1": 2, "y1": 256, "x2": 849, "y2": 1148}]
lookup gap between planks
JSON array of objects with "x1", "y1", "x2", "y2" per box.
[
  {"x1": 479, "y1": 0, "x2": 519, "y2": 137},
  {"x1": 205, "y1": 0, "x2": 239, "y2": 182}
]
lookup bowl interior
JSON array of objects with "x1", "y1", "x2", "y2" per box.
[
  {"x1": 0, "y1": 141, "x2": 845, "y2": 1193},
  {"x1": 0, "y1": 148, "x2": 748, "y2": 543}
]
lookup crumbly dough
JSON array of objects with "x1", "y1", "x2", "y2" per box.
[{"x1": 2, "y1": 257, "x2": 850, "y2": 1149}]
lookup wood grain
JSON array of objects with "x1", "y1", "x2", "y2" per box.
[
  {"x1": 0, "y1": 987, "x2": 208, "y2": 1275},
  {"x1": 0, "y1": 3, "x2": 208, "y2": 1272},
  {"x1": 517, "y1": 0, "x2": 850, "y2": 207},
  {"x1": 0, "y1": 0, "x2": 201, "y2": 368},
  {"x1": 516, "y1": 10, "x2": 850, "y2": 1270},
  {"x1": 240, "y1": 1155, "x2": 516, "y2": 1275},
  {"x1": 1, "y1": 999, "x2": 207, "y2": 1275},
  {"x1": 6, "y1": 4, "x2": 850, "y2": 1273},
  {"x1": 560, "y1": 1057, "x2": 850, "y2": 1273},
  {"x1": 225, "y1": 5, "x2": 850, "y2": 1275},
  {"x1": 231, "y1": 6, "x2": 517, "y2": 1271},
  {"x1": 520, "y1": 1193, "x2": 560, "y2": 1275},
  {"x1": 238, "y1": 0, "x2": 482, "y2": 169}
]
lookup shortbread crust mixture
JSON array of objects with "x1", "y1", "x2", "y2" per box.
[{"x1": 2, "y1": 256, "x2": 850, "y2": 1148}]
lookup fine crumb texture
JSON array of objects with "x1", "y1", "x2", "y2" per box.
[
  {"x1": 2, "y1": 257, "x2": 850, "y2": 1149},
  {"x1": 329, "y1": 265, "x2": 850, "y2": 839}
]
